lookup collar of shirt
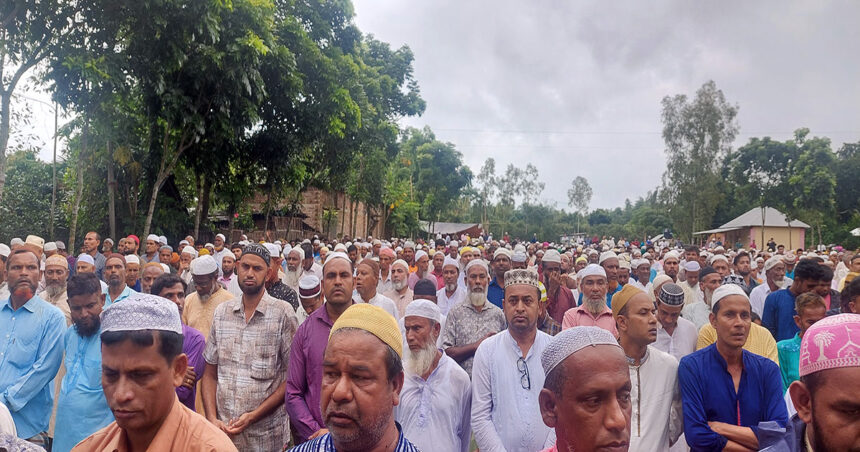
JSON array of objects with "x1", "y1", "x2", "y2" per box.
[
  {"x1": 310, "y1": 302, "x2": 337, "y2": 327},
  {"x1": 574, "y1": 304, "x2": 613, "y2": 320},
  {"x1": 96, "y1": 397, "x2": 190, "y2": 451},
  {"x1": 1, "y1": 294, "x2": 40, "y2": 313},
  {"x1": 231, "y1": 292, "x2": 274, "y2": 318}
]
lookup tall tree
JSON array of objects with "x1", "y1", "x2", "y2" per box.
[
  {"x1": 659, "y1": 80, "x2": 738, "y2": 240},
  {"x1": 567, "y1": 175, "x2": 592, "y2": 233}
]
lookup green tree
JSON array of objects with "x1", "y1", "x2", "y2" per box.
[
  {"x1": 0, "y1": 150, "x2": 67, "y2": 240},
  {"x1": 567, "y1": 175, "x2": 592, "y2": 233},
  {"x1": 660, "y1": 80, "x2": 739, "y2": 240}
]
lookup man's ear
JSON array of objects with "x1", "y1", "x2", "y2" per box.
[
  {"x1": 788, "y1": 380, "x2": 813, "y2": 424},
  {"x1": 391, "y1": 371, "x2": 405, "y2": 407},
  {"x1": 171, "y1": 353, "x2": 189, "y2": 388},
  {"x1": 538, "y1": 389, "x2": 558, "y2": 428},
  {"x1": 793, "y1": 315, "x2": 802, "y2": 330}
]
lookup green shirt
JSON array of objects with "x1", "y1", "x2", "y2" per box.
[{"x1": 776, "y1": 333, "x2": 802, "y2": 392}]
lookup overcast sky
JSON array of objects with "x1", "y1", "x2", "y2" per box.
[
  {"x1": 14, "y1": 1, "x2": 860, "y2": 210},
  {"x1": 351, "y1": 0, "x2": 860, "y2": 209}
]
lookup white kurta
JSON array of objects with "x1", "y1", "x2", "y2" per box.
[
  {"x1": 628, "y1": 346, "x2": 683, "y2": 452},
  {"x1": 654, "y1": 316, "x2": 699, "y2": 361},
  {"x1": 471, "y1": 330, "x2": 555, "y2": 452},
  {"x1": 352, "y1": 292, "x2": 400, "y2": 319},
  {"x1": 395, "y1": 354, "x2": 472, "y2": 452},
  {"x1": 436, "y1": 285, "x2": 466, "y2": 316},
  {"x1": 681, "y1": 301, "x2": 711, "y2": 331}
]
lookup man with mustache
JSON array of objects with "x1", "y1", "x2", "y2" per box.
[
  {"x1": 201, "y1": 244, "x2": 297, "y2": 450},
  {"x1": 383, "y1": 260, "x2": 413, "y2": 318},
  {"x1": 53, "y1": 273, "x2": 113, "y2": 452},
  {"x1": 352, "y1": 259, "x2": 399, "y2": 319},
  {"x1": 542, "y1": 250, "x2": 575, "y2": 324},
  {"x1": 679, "y1": 284, "x2": 787, "y2": 451},
  {"x1": 287, "y1": 252, "x2": 356, "y2": 444},
  {"x1": 283, "y1": 247, "x2": 305, "y2": 291},
  {"x1": 0, "y1": 249, "x2": 65, "y2": 447},
  {"x1": 682, "y1": 266, "x2": 722, "y2": 330},
  {"x1": 561, "y1": 264, "x2": 617, "y2": 337},
  {"x1": 124, "y1": 254, "x2": 142, "y2": 292},
  {"x1": 396, "y1": 300, "x2": 471, "y2": 452},
  {"x1": 103, "y1": 254, "x2": 137, "y2": 306},
  {"x1": 750, "y1": 257, "x2": 789, "y2": 319},
  {"x1": 612, "y1": 284, "x2": 682, "y2": 451},
  {"x1": 538, "y1": 326, "x2": 632, "y2": 452},
  {"x1": 288, "y1": 304, "x2": 419, "y2": 452},
  {"x1": 472, "y1": 269, "x2": 554, "y2": 451},
  {"x1": 436, "y1": 256, "x2": 466, "y2": 316},
  {"x1": 442, "y1": 259, "x2": 506, "y2": 376},
  {"x1": 72, "y1": 293, "x2": 236, "y2": 451},
  {"x1": 39, "y1": 254, "x2": 72, "y2": 325}
]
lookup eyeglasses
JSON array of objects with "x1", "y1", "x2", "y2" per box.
[{"x1": 517, "y1": 357, "x2": 531, "y2": 390}]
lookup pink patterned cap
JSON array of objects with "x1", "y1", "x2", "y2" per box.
[{"x1": 798, "y1": 314, "x2": 860, "y2": 377}]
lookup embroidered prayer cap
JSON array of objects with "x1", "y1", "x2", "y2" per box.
[
  {"x1": 329, "y1": 303, "x2": 403, "y2": 358},
  {"x1": 263, "y1": 243, "x2": 281, "y2": 259},
  {"x1": 541, "y1": 326, "x2": 621, "y2": 375},
  {"x1": 764, "y1": 256, "x2": 784, "y2": 272},
  {"x1": 404, "y1": 299, "x2": 441, "y2": 323},
  {"x1": 77, "y1": 254, "x2": 95, "y2": 266},
  {"x1": 611, "y1": 284, "x2": 645, "y2": 318},
  {"x1": 663, "y1": 250, "x2": 681, "y2": 262},
  {"x1": 784, "y1": 253, "x2": 798, "y2": 264},
  {"x1": 799, "y1": 314, "x2": 860, "y2": 377},
  {"x1": 298, "y1": 275, "x2": 321, "y2": 299},
  {"x1": 191, "y1": 255, "x2": 218, "y2": 276},
  {"x1": 101, "y1": 292, "x2": 183, "y2": 335},
  {"x1": 391, "y1": 258, "x2": 409, "y2": 271},
  {"x1": 221, "y1": 249, "x2": 236, "y2": 261},
  {"x1": 618, "y1": 259, "x2": 631, "y2": 270},
  {"x1": 658, "y1": 283, "x2": 686, "y2": 306},
  {"x1": 442, "y1": 256, "x2": 459, "y2": 270},
  {"x1": 512, "y1": 251, "x2": 528, "y2": 263},
  {"x1": 242, "y1": 243, "x2": 271, "y2": 266},
  {"x1": 45, "y1": 254, "x2": 67, "y2": 268},
  {"x1": 579, "y1": 264, "x2": 607, "y2": 281},
  {"x1": 43, "y1": 241, "x2": 57, "y2": 252},
  {"x1": 124, "y1": 254, "x2": 140, "y2": 265},
  {"x1": 181, "y1": 246, "x2": 198, "y2": 257},
  {"x1": 598, "y1": 251, "x2": 618, "y2": 265},
  {"x1": 710, "y1": 254, "x2": 729, "y2": 264},
  {"x1": 334, "y1": 243, "x2": 348, "y2": 252},
  {"x1": 493, "y1": 247, "x2": 512, "y2": 260},
  {"x1": 25, "y1": 235, "x2": 45, "y2": 250},
  {"x1": 403, "y1": 240, "x2": 416, "y2": 250},
  {"x1": 504, "y1": 269, "x2": 541, "y2": 290},
  {"x1": 464, "y1": 258, "x2": 488, "y2": 275},
  {"x1": 543, "y1": 249, "x2": 562, "y2": 264}
]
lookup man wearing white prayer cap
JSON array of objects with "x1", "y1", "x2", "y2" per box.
[
  {"x1": 182, "y1": 255, "x2": 234, "y2": 341},
  {"x1": 178, "y1": 246, "x2": 198, "y2": 287},
  {"x1": 383, "y1": 259, "x2": 413, "y2": 317},
  {"x1": 74, "y1": 293, "x2": 237, "y2": 451},
  {"x1": 397, "y1": 299, "x2": 471, "y2": 452},
  {"x1": 212, "y1": 233, "x2": 227, "y2": 269},
  {"x1": 749, "y1": 256, "x2": 790, "y2": 318},
  {"x1": 542, "y1": 249, "x2": 576, "y2": 324},
  {"x1": 141, "y1": 234, "x2": 161, "y2": 264},
  {"x1": 679, "y1": 259, "x2": 702, "y2": 305},
  {"x1": 538, "y1": 327, "x2": 631, "y2": 452},
  {"x1": 599, "y1": 250, "x2": 623, "y2": 303},
  {"x1": 442, "y1": 259, "x2": 505, "y2": 376},
  {"x1": 124, "y1": 253, "x2": 142, "y2": 292},
  {"x1": 407, "y1": 250, "x2": 432, "y2": 291},
  {"x1": 562, "y1": 264, "x2": 617, "y2": 336},
  {"x1": 75, "y1": 253, "x2": 108, "y2": 292},
  {"x1": 216, "y1": 249, "x2": 237, "y2": 292},
  {"x1": 294, "y1": 274, "x2": 323, "y2": 326},
  {"x1": 472, "y1": 269, "x2": 554, "y2": 451},
  {"x1": 283, "y1": 246, "x2": 305, "y2": 291},
  {"x1": 436, "y1": 256, "x2": 466, "y2": 316},
  {"x1": 487, "y1": 247, "x2": 513, "y2": 308}
]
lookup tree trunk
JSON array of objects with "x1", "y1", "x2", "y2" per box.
[
  {"x1": 142, "y1": 124, "x2": 189, "y2": 239},
  {"x1": 68, "y1": 115, "x2": 89, "y2": 254},
  {"x1": 0, "y1": 91, "x2": 11, "y2": 206},
  {"x1": 107, "y1": 139, "x2": 117, "y2": 241},
  {"x1": 194, "y1": 173, "x2": 203, "y2": 238},
  {"x1": 200, "y1": 175, "x2": 213, "y2": 237},
  {"x1": 50, "y1": 104, "x2": 58, "y2": 239},
  {"x1": 227, "y1": 201, "x2": 236, "y2": 240},
  {"x1": 264, "y1": 185, "x2": 272, "y2": 239}
]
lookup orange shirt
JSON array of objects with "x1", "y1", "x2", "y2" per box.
[{"x1": 72, "y1": 396, "x2": 237, "y2": 452}]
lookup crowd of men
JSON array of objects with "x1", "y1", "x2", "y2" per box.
[{"x1": 0, "y1": 230, "x2": 858, "y2": 451}]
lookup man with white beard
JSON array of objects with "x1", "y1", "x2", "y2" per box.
[
  {"x1": 216, "y1": 249, "x2": 236, "y2": 290},
  {"x1": 681, "y1": 266, "x2": 722, "y2": 330},
  {"x1": 749, "y1": 256, "x2": 790, "y2": 317},
  {"x1": 383, "y1": 259, "x2": 414, "y2": 317},
  {"x1": 436, "y1": 257, "x2": 466, "y2": 315},
  {"x1": 282, "y1": 246, "x2": 305, "y2": 291},
  {"x1": 396, "y1": 300, "x2": 471, "y2": 452},
  {"x1": 561, "y1": 264, "x2": 617, "y2": 337},
  {"x1": 39, "y1": 254, "x2": 72, "y2": 325},
  {"x1": 442, "y1": 259, "x2": 506, "y2": 376}
]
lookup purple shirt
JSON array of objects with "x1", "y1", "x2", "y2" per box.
[
  {"x1": 286, "y1": 304, "x2": 337, "y2": 443},
  {"x1": 176, "y1": 324, "x2": 206, "y2": 410}
]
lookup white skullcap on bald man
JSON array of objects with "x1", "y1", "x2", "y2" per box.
[
  {"x1": 404, "y1": 299, "x2": 441, "y2": 323},
  {"x1": 541, "y1": 326, "x2": 621, "y2": 375}
]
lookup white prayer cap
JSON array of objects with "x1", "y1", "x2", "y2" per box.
[
  {"x1": 313, "y1": 239, "x2": 320, "y2": 245},
  {"x1": 543, "y1": 249, "x2": 562, "y2": 264},
  {"x1": 264, "y1": 243, "x2": 281, "y2": 258},
  {"x1": 710, "y1": 254, "x2": 728, "y2": 264},
  {"x1": 712, "y1": 283, "x2": 749, "y2": 311},
  {"x1": 159, "y1": 236, "x2": 168, "y2": 245},
  {"x1": 0, "y1": 244, "x2": 10, "y2": 258},
  {"x1": 43, "y1": 241, "x2": 58, "y2": 252},
  {"x1": 372, "y1": 239, "x2": 382, "y2": 246},
  {"x1": 403, "y1": 240, "x2": 416, "y2": 250},
  {"x1": 156, "y1": 264, "x2": 168, "y2": 273},
  {"x1": 323, "y1": 251, "x2": 352, "y2": 269},
  {"x1": 513, "y1": 243, "x2": 526, "y2": 252},
  {"x1": 579, "y1": 264, "x2": 607, "y2": 281},
  {"x1": 618, "y1": 259, "x2": 631, "y2": 270},
  {"x1": 493, "y1": 247, "x2": 512, "y2": 260},
  {"x1": 449, "y1": 240, "x2": 459, "y2": 247},
  {"x1": 204, "y1": 243, "x2": 214, "y2": 249},
  {"x1": 146, "y1": 234, "x2": 159, "y2": 242},
  {"x1": 465, "y1": 258, "x2": 489, "y2": 275},
  {"x1": 404, "y1": 299, "x2": 441, "y2": 323},
  {"x1": 181, "y1": 246, "x2": 198, "y2": 257},
  {"x1": 191, "y1": 255, "x2": 218, "y2": 275},
  {"x1": 288, "y1": 246, "x2": 305, "y2": 260},
  {"x1": 414, "y1": 250, "x2": 428, "y2": 262},
  {"x1": 77, "y1": 254, "x2": 95, "y2": 266},
  {"x1": 221, "y1": 249, "x2": 236, "y2": 261},
  {"x1": 334, "y1": 243, "x2": 347, "y2": 252},
  {"x1": 100, "y1": 293, "x2": 182, "y2": 335},
  {"x1": 298, "y1": 275, "x2": 322, "y2": 298},
  {"x1": 504, "y1": 269, "x2": 541, "y2": 290},
  {"x1": 632, "y1": 258, "x2": 649, "y2": 268},
  {"x1": 512, "y1": 251, "x2": 528, "y2": 263},
  {"x1": 715, "y1": 245, "x2": 726, "y2": 252},
  {"x1": 10, "y1": 238, "x2": 23, "y2": 247},
  {"x1": 179, "y1": 240, "x2": 189, "y2": 246},
  {"x1": 663, "y1": 251, "x2": 681, "y2": 262},
  {"x1": 391, "y1": 259, "x2": 409, "y2": 271},
  {"x1": 541, "y1": 326, "x2": 621, "y2": 376},
  {"x1": 125, "y1": 254, "x2": 140, "y2": 265},
  {"x1": 764, "y1": 256, "x2": 783, "y2": 272},
  {"x1": 684, "y1": 260, "x2": 701, "y2": 272},
  {"x1": 395, "y1": 246, "x2": 403, "y2": 253},
  {"x1": 443, "y1": 256, "x2": 459, "y2": 270},
  {"x1": 215, "y1": 233, "x2": 226, "y2": 241},
  {"x1": 598, "y1": 251, "x2": 618, "y2": 265}
]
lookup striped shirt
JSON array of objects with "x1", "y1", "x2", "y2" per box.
[{"x1": 288, "y1": 423, "x2": 419, "y2": 452}]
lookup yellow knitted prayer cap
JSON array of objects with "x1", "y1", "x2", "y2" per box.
[
  {"x1": 329, "y1": 304, "x2": 403, "y2": 358},
  {"x1": 611, "y1": 284, "x2": 645, "y2": 319}
]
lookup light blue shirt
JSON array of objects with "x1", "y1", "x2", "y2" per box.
[
  {"x1": 103, "y1": 285, "x2": 137, "y2": 307},
  {"x1": 0, "y1": 295, "x2": 66, "y2": 438},
  {"x1": 53, "y1": 327, "x2": 114, "y2": 452},
  {"x1": 471, "y1": 330, "x2": 554, "y2": 452}
]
